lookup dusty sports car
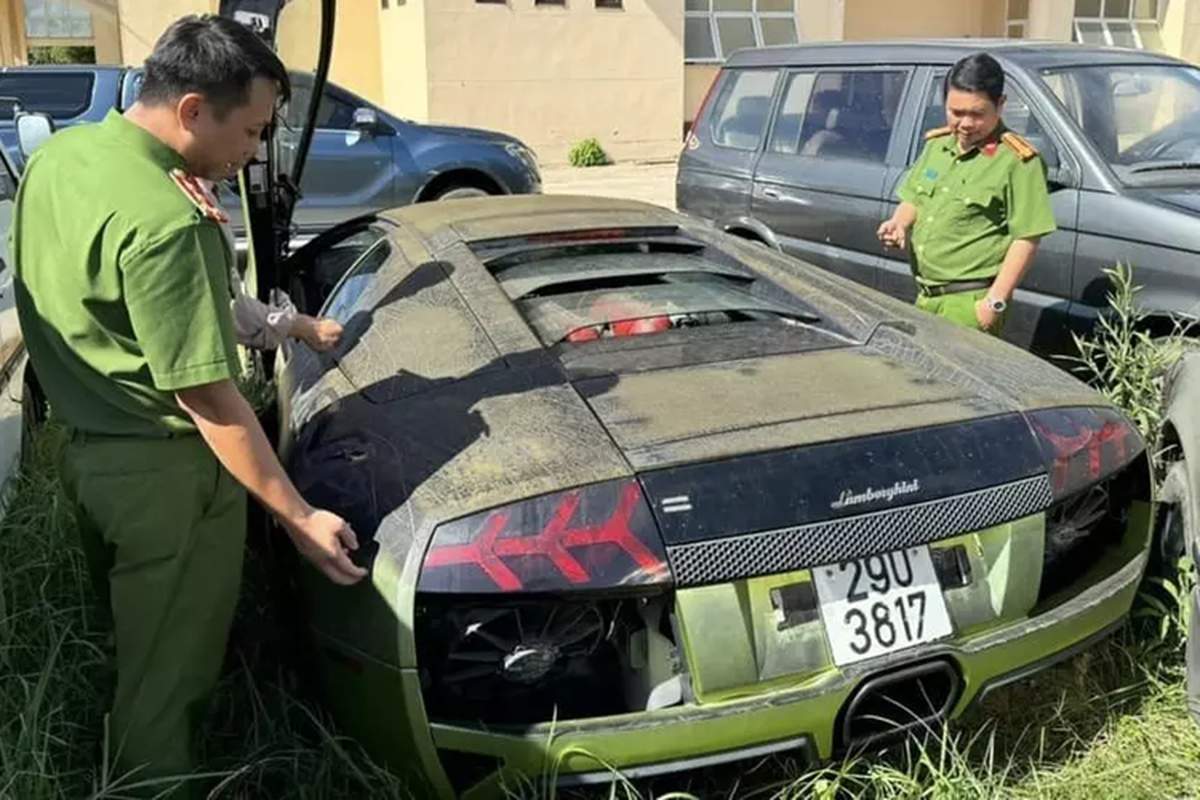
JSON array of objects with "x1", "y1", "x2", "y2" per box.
[{"x1": 217, "y1": 2, "x2": 1159, "y2": 798}]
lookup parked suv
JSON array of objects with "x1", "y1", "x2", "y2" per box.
[
  {"x1": 0, "y1": 65, "x2": 541, "y2": 239},
  {"x1": 677, "y1": 40, "x2": 1200, "y2": 356}
]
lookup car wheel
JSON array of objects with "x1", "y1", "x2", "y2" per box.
[
  {"x1": 1159, "y1": 459, "x2": 1200, "y2": 726},
  {"x1": 434, "y1": 185, "x2": 490, "y2": 202}
]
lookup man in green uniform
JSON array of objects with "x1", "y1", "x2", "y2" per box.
[
  {"x1": 10, "y1": 15, "x2": 367, "y2": 796},
  {"x1": 877, "y1": 52, "x2": 1057, "y2": 335}
]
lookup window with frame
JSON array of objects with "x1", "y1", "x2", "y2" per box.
[
  {"x1": 709, "y1": 69, "x2": 778, "y2": 151},
  {"x1": 322, "y1": 239, "x2": 392, "y2": 327},
  {"x1": 24, "y1": 0, "x2": 93, "y2": 39},
  {"x1": 767, "y1": 69, "x2": 908, "y2": 163},
  {"x1": 1006, "y1": 0, "x2": 1028, "y2": 38},
  {"x1": 1073, "y1": 0, "x2": 1163, "y2": 51},
  {"x1": 685, "y1": 0, "x2": 798, "y2": 64},
  {"x1": 912, "y1": 73, "x2": 1054, "y2": 164}
]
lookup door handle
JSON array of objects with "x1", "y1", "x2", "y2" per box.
[{"x1": 762, "y1": 188, "x2": 781, "y2": 199}]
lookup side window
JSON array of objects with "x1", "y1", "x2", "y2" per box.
[
  {"x1": 322, "y1": 239, "x2": 391, "y2": 327},
  {"x1": 767, "y1": 72, "x2": 817, "y2": 154},
  {"x1": 768, "y1": 70, "x2": 907, "y2": 163},
  {"x1": 914, "y1": 73, "x2": 1052, "y2": 161},
  {"x1": 296, "y1": 226, "x2": 388, "y2": 313},
  {"x1": 0, "y1": 73, "x2": 94, "y2": 118},
  {"x1": 314, "y1": 90, "x2": 358, "y2": 131},
  {"x1": 710, "y1": 69, "x2": 778, "y2": 152}
]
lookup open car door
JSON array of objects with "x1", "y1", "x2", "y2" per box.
[{"x1": 220, "y1": 0, "x2": 336, "y2": 308}]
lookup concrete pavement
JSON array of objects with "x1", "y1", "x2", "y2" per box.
[{"x1": 539, "y1": 161, "x2": 678, "y2": 211}]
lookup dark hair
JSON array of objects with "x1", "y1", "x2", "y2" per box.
[
  {"x1": 945, "y1": 53, "x2": 1005, "y2": 105},
  {"x1": 140, "y1": 14, "x2": 291, "y2": 118}
]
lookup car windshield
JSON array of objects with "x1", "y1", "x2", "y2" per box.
[{"x1": 1041, "y1": 63, "x2": 1200, "y2": 182}]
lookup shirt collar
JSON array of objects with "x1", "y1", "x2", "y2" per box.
[
  {"x1": 946, "y1": 121, "x2": 1009, "y2": 160},
  {"x1": 101, "y1": 109, "x2": 188, "y2": 172}
]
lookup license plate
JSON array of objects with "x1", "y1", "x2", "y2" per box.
[{"x1": 812, "y1": 546, "x2": 954, "y2": 667}]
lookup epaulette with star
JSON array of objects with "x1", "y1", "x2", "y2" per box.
[
  {"x1": 169, "y1": 168, "x2": 231, "y2": 224},
  {"x1": 924, "y1": 125, "x2": 953, "y2": 141},
  {"x1": 1001, "y1": 131, "x2": 1039, "y2": 161}
]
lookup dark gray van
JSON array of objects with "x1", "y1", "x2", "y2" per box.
[{"x1": 676, "y1": 40, "x2": 1200, "y2": 356}]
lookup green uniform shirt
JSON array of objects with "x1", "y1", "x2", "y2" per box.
[
  {"x1": 897, "y1": 123, "x2": 1058, "y2": 285},
  {"x1": 11, "y1": 109, "x2": 239, "y2": 437}
]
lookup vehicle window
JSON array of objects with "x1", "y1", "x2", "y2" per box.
[
  {"x1": 913, "y1": 73, "x2": 1052, "y2": 161},
  {"x1": 1042, "y1": 64, "x2": 1200, "y2": 178},
  {"x1": 322, "y1": 239, "x2": 391, "y2": 326},
  {"x1": 767, "y1": 72, "x2": 816, "y2": 153},
  {"x1": 476, "y1": 236, "x2": 822, "y2": 346},
  {"x1": 0, "y1": 73, "x2": 93, "y2": 118},
  {"x1": 710, "y1": 69, "x2": 778, "y2": 152},
  {"x1": 769, "y1": 70, "x2": 906, "y2": 162},
  {"x1": 314, "y1": 90, "x2": 357, "y2": 130}
]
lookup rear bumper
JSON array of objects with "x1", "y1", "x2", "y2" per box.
[{"x1": 430, "y1": 549, "x2": 1145, "y2": 798}]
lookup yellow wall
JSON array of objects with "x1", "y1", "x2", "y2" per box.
[
  {"x1": 1162, "y1": 0, "x2": 1200, "y2": 63},
  {"x1": 843, "y1": 0, "x2": 992, "y2": 39},
  {"x1": 117, "y1": 0, "x2": 211, "y2": 66},
  {"x1": 798, "y1": 0, "x2": 845, "y2": 40},
  {"x1": 377, "y1": 0, "x2": 429, "y2": 122},
  {"x1": 1027, "y1": 0, "x2": 1074, "y2": 41},
  {"x1": 327, "y1": 0, "x2": 383, "y2": 106},
  {"x1": 684, "y1": 64, "x2": 720, "y2": 125},
  {"x1": 422, "y1": 0, "x2": 684, "y2": 164},
  {"x1": 0, "y1": 0, "x2": 27, "y2": 65}
]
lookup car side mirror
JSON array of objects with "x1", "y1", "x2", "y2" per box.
[
  {"x1": 352, "y1": 107, "x2": 380, "y2": 132},
  {"x1": 16, "y1": 112, "x2": 55, "y2": 161}
]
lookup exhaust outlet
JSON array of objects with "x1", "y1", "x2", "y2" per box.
[{"x1": 839, "y1": 659, "x2": 962, "y2": 750}]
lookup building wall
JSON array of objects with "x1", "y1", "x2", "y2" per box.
[
  {"x1": 843, "y1": 0, "x2": 995, "y2": 40},
  {"x1": 1161, "y1": 0, "x2": 1200, "y2": 64},
  {"x1": 421, "y1": 0, "x2": 684, "y2": 165},
  {"x1": 0, "y1": 0, "x2": 30, "y2": 64},
  {"x1": 327, "y1": 0, "x2": 383, "y2": 106},
  {"x1": 376, "y1": 0, "x2": 429, "y2": 122},
  {"x1": 1027, "y1": 0, "x2": 1074, "y2": 41},
  {"x1": 117, "y1": 0, "x2": 211, "y2": 66}
]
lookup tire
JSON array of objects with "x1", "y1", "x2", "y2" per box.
[
  {"x1": 433, "y1": 185, "x2": 490, "y2": 202},
  {"x1": 1159, "y1": 460, "x2": 1200, "y2": 726}
]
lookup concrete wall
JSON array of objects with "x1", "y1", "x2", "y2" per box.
[
  {"x1": 327, "y1": 0, "x2": 383, "y2": 106},
  {"x1": 0, "y1": 0, "x2": 30, "y2": 64},
  {"x1": 1162, "y1": 0, "x2": 1200, "y2": 63},
  {"x1": 377, "y1": 0, "x2": 429, "y2": 122},
  {"x1": 843, "y1": 0, "x2": 993, "y2": 39},
  {"x1": 421, "y1": 0, "x2": 684, "y2": 165},
  {"x1": 117, "y1": 0, "x2": 211, "y2": 66},
  {"x1": 1027, "y1": 0, "x2": 1074, "y2": 41}
]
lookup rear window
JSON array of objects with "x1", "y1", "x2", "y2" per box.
[
  {"x1": 709, "y1": 69, "x2": 778, "y2": 151},
  {"x1": 0, "y1": 73, "x2": 94, "y2": 118},
  {"x1": 472, "y1": 229, "x2": 820, "y2": 346}
]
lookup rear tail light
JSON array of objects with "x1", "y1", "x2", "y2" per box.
[
  {"x1": 1028, "y1": 406, "x2": 1151, "y2": 603},
  {"x1": 418, "y1": 479, "x2": 672, "y2": 594},
  {"x1": 1027, "y1": 406, "x2": 1145, "y2": 500}
]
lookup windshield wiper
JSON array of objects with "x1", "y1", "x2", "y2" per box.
[{"x1": 1127, "y1": 161, "x2": 1200, "y2": 174}]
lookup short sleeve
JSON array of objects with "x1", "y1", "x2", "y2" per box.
[
  {"x1": 1006, "y1": 157, "x2": 1058, "y2": 241},
  {"x1": 120, "y1": 223, "x2": 239, "y2": 392},
  {"x1": 896, "y1": 143, "x2": 931, "y2": 205}
]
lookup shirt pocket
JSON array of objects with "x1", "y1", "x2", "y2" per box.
[{"x1": 956, "y1": 187, "x2": 1006, "y2": 226}]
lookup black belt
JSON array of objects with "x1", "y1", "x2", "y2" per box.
[{"x1": 917, "y1": 279, "x2": 994, "y2": 298}]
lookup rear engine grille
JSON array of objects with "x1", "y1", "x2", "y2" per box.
[{"x1": 667, "y1": 476, "x2": 1053, "y2": 587}]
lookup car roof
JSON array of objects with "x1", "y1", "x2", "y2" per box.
[{"x1": 723, "y1": 39, "x2": 1190, "y2": 71}]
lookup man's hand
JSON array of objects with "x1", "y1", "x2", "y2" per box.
[
  {"x1": 176, "y1": 379, "x2": 368, "y2": 586},
  {"x1": 291, "y1": 315, "x2": 344, "y2": 352},
  {"x1": 283, "y1": 509, "x2": 368, "y2": 586},
  {"x1": 877, "y1": 218, "x2": 907, "y2": 250},
  {"x1": 974, "y1": 299, "x2": 1001, "y2": 331}
]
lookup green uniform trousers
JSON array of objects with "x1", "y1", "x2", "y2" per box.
[
  {"x1": 914, "y1": 286, "x2": 1007, "y2": 337},
  {"x1": 59, "y1": 432, "x2": 246, "y2": 798}
]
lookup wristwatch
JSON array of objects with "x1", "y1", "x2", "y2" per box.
[{"x1": 985, "y1": 295, "x2": 1007, "y2": 313}]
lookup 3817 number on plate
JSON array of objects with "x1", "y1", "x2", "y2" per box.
[{"x1": 813, "y1": 546, "x2": 954, "y2": 667}]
